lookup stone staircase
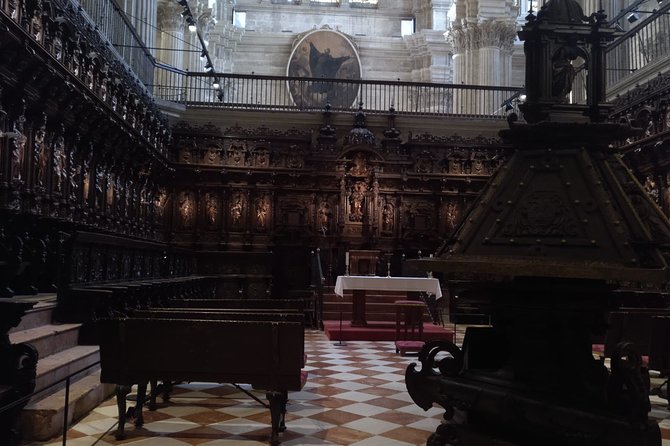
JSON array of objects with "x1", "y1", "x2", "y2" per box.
[
  {"x1": 8, "y1": 295, "x2": 114, "y2": 442},
  {"x1": 322, "y1": 286, "x2": 442, "y2": 323}
]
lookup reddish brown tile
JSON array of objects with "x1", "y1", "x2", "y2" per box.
[
  {"x1": 314, "y1": 426, "x2": 373, "y2": 445},
  {"x1": 382, "y1": 426, "x2": 432, "y2": 444},
  {"x1": 308, "y1": 409, "x2": 362, "y2": 425},
  {"x1": 371, "y1": 411, "x2": 425, "y2": 426}
]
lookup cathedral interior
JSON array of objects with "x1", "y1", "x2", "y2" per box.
[{"x1": 2, "y1": 0, "x2": 670, "y2": 445}]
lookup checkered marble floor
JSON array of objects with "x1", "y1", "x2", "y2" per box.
[
  {"x1": 28, "y1": 328, "x2": 670, "y2": 446},
  {"x1": 33, "y1": 330, "x2": 444, "y2": 446}
]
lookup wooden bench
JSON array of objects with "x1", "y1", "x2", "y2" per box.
[
  {"x1": 97, "y1": 317, "x2": 305, "y2": 445},
  {"x1": 167, "y1": 298, "x2": 306, "y2": 312}
]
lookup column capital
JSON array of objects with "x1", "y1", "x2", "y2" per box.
[{"x1": 157, "y1": 0, "x2": 186, "y2": 31}]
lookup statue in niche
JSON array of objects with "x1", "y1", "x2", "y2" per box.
[
  {"x1": 350, "y1": 152, "x2": 367, "y2": 176},
  {"x1": 106, "y1": 174, "x2": 115, "y2": 212},
  {"x1": 95, "y1": 166, "x2": 106, "y2": 210},
  {"x1": 154, "y1": 188, "x2": 167, "y2": 220},
  {"x1": 256, "y1": 197, "x2": 269, "y2": 230},
  {"x1": 318, "y1": 200, "x2": 330, "y2": 230},
  {"x1": 231, "y1": 195, "x2": 243, "y2": 225},
  {"x1": 552, "y1": 46, "x2": 579, "y2": 102},
  {"x1": 382, "y1": 203, "x2": 394, "y2": 233},
  {"x1": 53, "y1": 132, "x2": 66, "y2": 193},
  {"x1": 10, "y1": 110, "x2": 27, "y2": 182},
  {"x1": 179, "y1": 192, "x2": 194, "y2": 227},
  {"x1": 35, "y1": 135, "x2": 49, "y2": 188},
  {"x1": 205, "y1": 193, "x2": 218, "y2": 226},
  {"x1": 349, "y1": 182, "x2": 367, "y2": 222},
  {"x1": 446, "y1": 201, "x2": 459, "y2": 233},
  {"x1": 32, "y1": 117, "x2": 47, "y2": 187}
]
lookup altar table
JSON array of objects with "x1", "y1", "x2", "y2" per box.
[{"x1": 334, "y1": 276, "x2": 442, "y2": 327}]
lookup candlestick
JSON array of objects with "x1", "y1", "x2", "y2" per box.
[
  {"x1": 386, "y1": 260, "x2": 391, "y2": 278},
  {"x1": 345, "y1": 251, "x2": 349, "y2": 266}
]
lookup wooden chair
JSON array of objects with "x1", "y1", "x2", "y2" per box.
[{"x1": 394, "y1": 300, "x2": 425, "y2": 356}]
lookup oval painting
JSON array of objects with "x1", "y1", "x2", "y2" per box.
[{"x1": 287, "y1": 29, "x2": 361, "y2": 109}]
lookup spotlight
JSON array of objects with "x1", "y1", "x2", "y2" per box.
[
  {"x1": 177, "y1": 0, "x2": 188, "y2": 5},
  {"x1": 204, "y1": 61, "x2": 213, "y2": 72},
  {"x1": 187, "y1": 18, "x2": 197, "y2": 33},
  {"x1": 213, "y1": 78, "x2": 220, "y2": 89},
  {"x1": 627, "y1": 12, "x2": 640, "y2": 23},
  {"x1": 200, "y1": 49, "x2": 207, "y2": 59},
  {"x1": 519, "y1": 94, "x2": 527, "y2": 102}
]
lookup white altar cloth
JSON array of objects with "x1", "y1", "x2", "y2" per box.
[{"x1": 334, "y1": 276, "x2": 442, "y2": 299}]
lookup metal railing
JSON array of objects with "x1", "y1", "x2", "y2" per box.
[
  {"x1": 75, "y1": 0, "x2": 155, "y2": 87},
  {"x1": 606, "y1": 2, "x2": 670, "y2": 88},
  {"x1": 0, "y1": 361, "x2": 101, "y2": 446},
  {"x1": 151, "y1": 64, "x2": 524, "y2": 119}
]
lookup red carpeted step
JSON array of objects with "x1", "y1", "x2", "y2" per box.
[{"x1": 322, "y1": 320, "x2": 454, "y2": 342}]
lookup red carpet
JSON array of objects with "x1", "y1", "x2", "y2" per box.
[{"x1": 323, "y1": 320, "x2": 454, "y2": 342}]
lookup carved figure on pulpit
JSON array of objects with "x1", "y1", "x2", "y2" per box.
[
  {"x1": 382, "y1": 203, "x2": 394, "y2": 233},
  {"x1": 256, "y1": 197, "x2": 269, "y2": 230},
  {"x1": 349, "y1": 182, "x2": 367, "y2": 222},
  {"x1": 644, "y1": 176, "x2": 660, "y2": 204},
  {"x1": 231, "y1": 195, "x2": 243, "y2": 225},
  {"x1": 551, "y1": 46, "x2": 578, "y2": 102},
  {"x1": 205, "y1": 193, "x2": 218, "y2": 226},
  {"x1": 179, "y1": 192, "x2": 194, "y2": 228}
]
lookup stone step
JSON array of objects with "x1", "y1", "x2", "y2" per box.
[
  {"x1": 20, "y1": 368, "x2": 115, "y2": 442},
  {"x1": 33, "y1": 345, "x2": 101, "y2": 403},
  {"x1": 11, "y1": 300, "x2": 57, "y2": 333},
  {"x1": 8, "y1": 323, "x2": 82, "y2": 359}
]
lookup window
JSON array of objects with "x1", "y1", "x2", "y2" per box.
[
  {"x1": 350, "y1": 0, "x2": 378, "y2": 8},
  {"x1": 271, "y1": 0, "x2": 301, "y2": 4},
  {"x1": 310, "y1": 0, "x2": 340, "y2": 5},
  {"x1": 233, "y1": 10, "x2": 246, "y2": 28},
  {"x1": 401, "y1": 18, "x2": 415, "y2": 37}
]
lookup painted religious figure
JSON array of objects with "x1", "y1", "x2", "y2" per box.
[
  {"x1": 445, "y1": 200, "x2": 460, "y2": 234},
  {"x1": 350, "y1": 152, "x2": 367, "y2": 176},
  {"x1": 287, "y1": 29, "x2": 361, "y2": 108}
]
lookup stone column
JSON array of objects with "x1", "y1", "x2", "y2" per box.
[{"x1": 156, "y1": 1, "x2": 186, "y2": 100}]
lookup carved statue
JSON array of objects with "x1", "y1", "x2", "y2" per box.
[
  {"x1": 10, "y1": 107, "x2": 27, "y2": 182},
  {"x1": 231, "y1": 195, "x2": 243, "y2": 225},
  {"x1": 205, "y1": 193, "x2": 218, "y2": 226},
  {"x1": 552, "y1": 46, "x2": 579, "y2": 102},
  {"x1": 256, "y1": 197, "x2": 269, "y2": 229},
  {"x1": 382, "y1": 203, "x2": 394, "y2": 232},
  {"x1": 32, "y1": 116, "x2": 47, "y2": 188},
  {"x1": 350, "y1": 152, "x2": 367, "y2": 176},
  {"x1": 53, "y1": 132, "x2": 66, "y2": 193},
  {"x1": 349, "y1": 182, "x2": 367, "y2": 222},
  {"x1": 179, "y1": 192, "x2": 194, "y2": 228},
  {"x1": 318, "y1": 200, "x2": 330, "y2": 229},
  {"x1": 644, "y1": 176, "x2": 660, "y2": 204},
  {"x1": 154, "y1": 189, "x2": 167, "y2": 220},
  {"x1": 445, "y1": 201, "x2": 459, "y2": 233}
]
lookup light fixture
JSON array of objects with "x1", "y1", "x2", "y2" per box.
[
  {"x1": 187, "y1": 17, "x2": 197, "y2": 33},
  {"x1": 213, "y1": 78, "x2": 220, "y2": 89},
  {"x1": 627, "y1": 12, "x2": 640, "y2": 23},
  {"x1": 204, "y1": 61, "x2": 213, "y2": 72}
]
